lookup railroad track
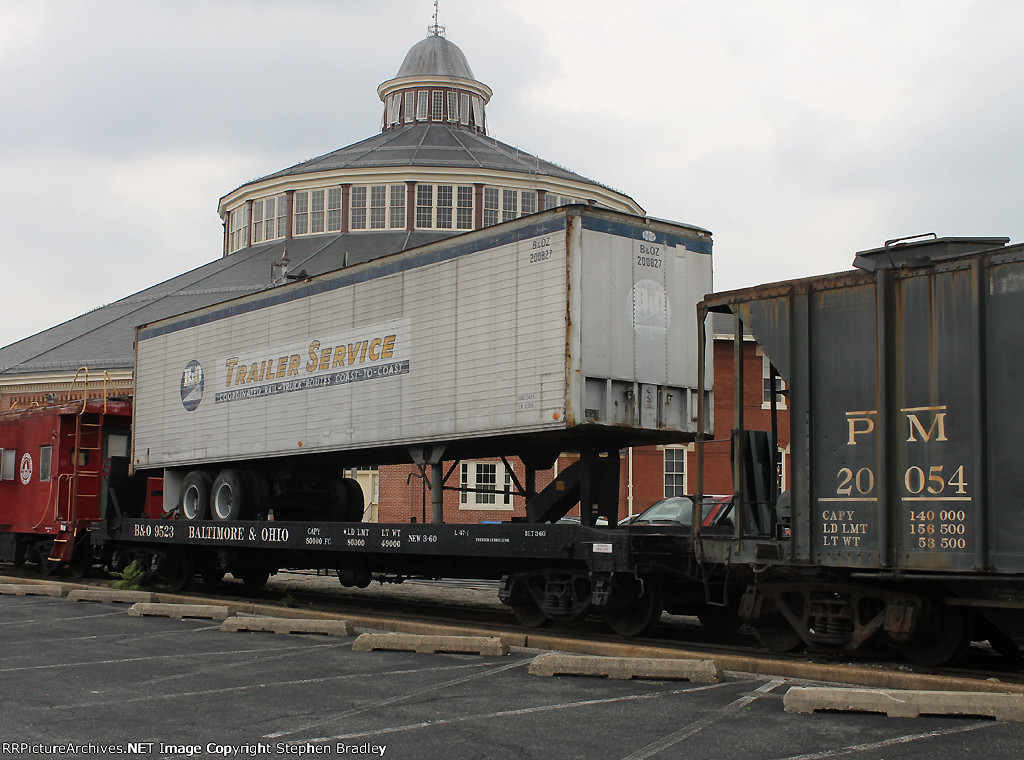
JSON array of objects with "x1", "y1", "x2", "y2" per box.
[{"x1": 5, "y1": 563, "x2": 1022, "y2": 688}]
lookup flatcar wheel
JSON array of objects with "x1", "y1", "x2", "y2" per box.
[
  {"x1": 752, "y1": 621, "x2": 804, "y2": 653},
  {"x1": 697, "y1": 601, "x2": 742, "y2": 636},
  {"x1": 897, "y1": 604, "x2": 974, "y2": 667},
  {"x1": 511, "y1": 601, "x2": 550, "y2": 628},
  {"x1": 751, "y1": 570, "x2": 805, "y2": 653},
  {"x1": 240, "y1": 568, "x2": 270, "y2": 592},
  {"x1": 604, "y1": 578, "x2": 664, "y2": 637},
  {"x1": 159, "y1": 553, "x2": 193, "y2": 593},
  {"x1": 197, "y1": 565, "x2": 224, "y2": 589}
]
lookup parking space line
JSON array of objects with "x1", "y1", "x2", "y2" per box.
[
  {"x1": 770, "y1": 723, "x2": 992, "y2": 760},
  {"x1": 296, "y1": 680, "x2": 742, "y2": 746},
  {"x1": 266, "y1": 659, "x2": 531, "y2": 740},
  {"x1": 0, "y1": 609, "x2": 125, "y2": 628},
  {"x1": 145, "y1": 641, "x2": 347, "y2": 685},
  {"x1": 622, "y1": 678, "x2": 788, "y2": 760},
  {"x1": 54, "y1": 660, "x2": 500, "y2": 710},
  {"x1": 0, "y1": 643, "x2": 335, "y2": 675}
]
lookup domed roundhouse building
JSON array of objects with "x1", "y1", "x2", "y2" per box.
[{"x1": 0, "y1": 27, "x2": 762, "y2": 522}]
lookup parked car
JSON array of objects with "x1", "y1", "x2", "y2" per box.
[{"x1": 619, "y1": 495, "x2": 733, "y2": 528}]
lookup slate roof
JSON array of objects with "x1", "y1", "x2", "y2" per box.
[
  {"x1": 0, "y1": 231, "x2": 454, "y2": 375},
  {"x1": 247, "y1": 124, "x2": 613, "y2": 191}
]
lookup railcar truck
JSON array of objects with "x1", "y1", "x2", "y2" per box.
[{"x1": 96, "y1": 206, "x2": 718, "y2": 634}]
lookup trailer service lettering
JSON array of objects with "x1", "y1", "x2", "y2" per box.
[{"x1": 213, "y1": 320, "x2": 410, "y2": 405}]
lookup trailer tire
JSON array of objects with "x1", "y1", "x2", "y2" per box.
[
  {"x1": 246, "y1": 471, "x2": 271, "y2": 519},
  {"x1": 180, "y1": 471, "x2": 213, "y2": 521},
  {"x1": 211, "y1": 469, "x2": 248, "y2": 521},
  {"x1": 327, "y1": 477, "x2": 364, "y2": 521},
  {"x1": 343, "y1": 478, "x2": 364, "y2": 522}
]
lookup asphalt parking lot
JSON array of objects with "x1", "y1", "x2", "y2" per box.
[{"x1": 2, "y1": 592, "x2": 1023, "y2": 760}]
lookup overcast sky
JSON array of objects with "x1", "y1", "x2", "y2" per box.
[{"x1": 1, "y1": 0, "x2": 1022, "y2": 349}]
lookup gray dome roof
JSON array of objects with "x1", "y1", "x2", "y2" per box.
[
  {"x1": 396, "y1": 35, "x2": 475, "y2": 80},
  {"x1": 254, "y1": 124, "x2": 607, "y2": 188}
]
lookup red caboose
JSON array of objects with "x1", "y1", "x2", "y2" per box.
[{"x1": 0, "y1": 398, "x2": 152, "y2": 574}]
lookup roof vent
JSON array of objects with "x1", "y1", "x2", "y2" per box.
[{"x1": 853, "y1": 234, "x2": 1010, "y2": 272}]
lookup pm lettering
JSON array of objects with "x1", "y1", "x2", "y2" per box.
[{"x1": 905, "y1": 407, "x2": 948, "y2": 442}]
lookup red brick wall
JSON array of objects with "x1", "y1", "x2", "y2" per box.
[{"x1": 703, "y1": 337, "x2": 791, "y2": 495}]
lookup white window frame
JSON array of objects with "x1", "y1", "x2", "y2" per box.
[
  {"x1": 349, "y1": 185, "x2": 405, "y2": 231},
  {"x1": 482, "y1": 187, "x2": 537, "y2": 227},
  {"x1": 431, "y1": 91, "x2": 444, "y2": 121},
  {"x1": 386, "y1": 94, "x2": 401, "y2": 126},
  {"x1": 459, "y1": 93, "x2": 470, "y2": 126},
  {"x1": 293, "y1": 191, "x2": 309, "y2": 235},
  {"x1": 447, "y1": 91, "x2": 459, "y2": 122},
  {"x1": 760, "y1": 351, "x2": 787, "y2": 410},
  {"x1": 778, "y1": 444, "x2": 789, "y2": 493},
  {"x1": 251, "y1": 195, "x2": 288, "y2": 245},
  {"x1": 228, "y1": 205, "x2": 249, "y2": 252},
  {"x1": 415, "y1": 184, "x2": 473, "y2": 230},
  {"x1": 416, "y1": 91, "x2": 429, "y2": 121},
  {"x1": 459, "y1": 461, "x2": 514, "y2": 510},
  {"x1": 327, "y1": 187, "x2": 343, "y2": 232},
  {"x1": 471, "y1": 96, "x2": 484, "y2": 129},
  {"x1": 404, "y1": 92, "x2": 415, "y2": 123},
  {"x1": 544, "y1": 194, "x2": 583, "y2": 210},
  {"x1": 390, "y1": 184, "x2": 407, "y2": 228},
  {"x1": 664, "y1": 445, "x2": 687, "y2": 497}
]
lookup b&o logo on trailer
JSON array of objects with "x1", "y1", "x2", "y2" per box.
[{"x1": 180, "y1": 359, "x2": 205, "y2": 412}]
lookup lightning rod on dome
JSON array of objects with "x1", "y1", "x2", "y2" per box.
[{"x1": 428, "y1": 0, "x2": 445, "y2": 37}]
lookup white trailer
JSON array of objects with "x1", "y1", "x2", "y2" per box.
[{"x1": 132, "y1": 206, "x2": 712, "y2": 524}]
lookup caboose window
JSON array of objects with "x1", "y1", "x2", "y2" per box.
[
  {"x1": 39, "y1": 446, "x2": 52, "y2": 481},
  {"x1": 0, "y1": 449, "x2": 14, "y2": 481}
]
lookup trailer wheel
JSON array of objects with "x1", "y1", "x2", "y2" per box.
[
  {"x1": 211, "y1": 469, "x2": 249, "y2": 521},
  {"x1": 344, "y1": 478, "x2": 365, "y2": 521},
  {"x1": 246, "y1": 471, "x2": 271, "y2": 519},
  {"x1": 180, "y1": 471, "x2": 213, "y2": 521},
  {"x1": 327, "y1": 477, "x2": 364, "y2": 521}
]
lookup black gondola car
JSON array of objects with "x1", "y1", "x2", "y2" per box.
[{"x1": 699, "y1": 235, "x2": 1024, "y2": 665}]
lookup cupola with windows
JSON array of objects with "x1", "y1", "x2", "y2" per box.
[{"x1": 378, "y1": 26, "x2": 491, "y2": 134}]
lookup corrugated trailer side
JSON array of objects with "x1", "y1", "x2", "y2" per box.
[
  {"x1": 133, "y1": 206, "x2": 712, "y2": 517},
  {"x1": 133, "y1": 208, "x2": 713, "y2": 470}
]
